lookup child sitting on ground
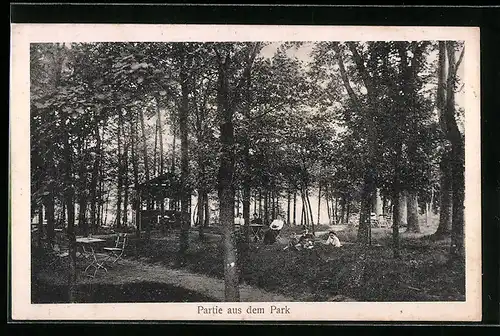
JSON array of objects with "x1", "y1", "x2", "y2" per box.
[
  {"x1": 286, "y1": 230, "x2": 314, "y2": 251},
  {"x1": 324, "y1": 231, "x2": 342, "y2": 248}
]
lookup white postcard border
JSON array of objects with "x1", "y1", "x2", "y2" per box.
[{"x1": 10, "y1": 24, "x2": 482, "y2": 321}]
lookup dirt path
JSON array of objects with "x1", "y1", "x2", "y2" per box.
[{"x1": 37, "y1": 258, "x2": 294, "y2": 302}]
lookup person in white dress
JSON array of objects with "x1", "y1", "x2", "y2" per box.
[
  {"x1": 264, "y1": 215, "x2": 284, "y2": 244},
  {"x1": 324, "y1": 231, "x2": 342, "y2": 247},
  {"x1": 270, "y1": 215, "x2": 284, "y2": 231}
]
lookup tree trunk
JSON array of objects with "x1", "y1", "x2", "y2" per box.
[
  {"x1": 45, "y1": 147, "x2": 56, "y2": 246},
  {"x1": 335, "y1": 42, "x2": 377, "y2": 245},
  {"x1": 237, "y1": 190, "x2": 242, "y2": 216},
  {"x1": 382, "y1": 196, "x2": 387, "y2": 217},
  {"x1": 293, "y1": 190, "x2": 297, "y2": 225},
  {"x1": 45, "y1": 194, "x2": 55, "y2": 245},
  {"x1": 406, "y1": 191, "x2": 420, "y2": 232},
  {"x1": 66, "y1": 182, "x2": 77, "y2": 303},
  {"x1": 89, "y1": 118, "x2": 101, "y2": 234},
  {"x1": 430, "y1": 187, "x2": 435, "y2": 214},
  {"x1": 171, "y1": 129, "x2": 176, "y2": 174},
  {"x1": 333, "y1": 196, "x2": 338, "y2": 225},
  {"x1": 178, "y1": 55, "x2": 191, "y2": 263},
  {"x1": 131, "y1": 112, "x2": 141, "y2": 238},
  {"x1": 445, "y1": 41, "x2": 465, "y2": 258},
  {"x1": 326, "y1": 186, "x2": 332, "y2": 226},
  {"x1": 275, "y1": 192, "x2": 280, "y2": 218},
  {"x1": 139, "y1": 107, "x2": 151, "y2": 185},
  {"x1": 216, "y1": 50, "x2": 240, "y2": 301},
  {"x1": 139, "y1": 105, "x2": 152, "y2": 237},
  {"x1": 204, "y1": 193, "x2": 210, "y2": 227},
  {"x1": 197, "y1": 130, "x2": 207, "y2": 238},
  {"x1": 300, "y1": 190, "x2": 306, "y2": 226},
  {"x1": 300, "y1": 197, "x2": 305, "y2": 226},
  {"x1": 122, "y1": 139, "x2": 130, "y2": 227},
  {"x1": 345, "y1": 197, "x2": 351, "y2": 227},
  {"x1": 271, "y1": 190, "x2": 276, "y2": 220},
  {"x1": 435, "y1": 41, "x2": 453, "y2": 239},
  {"x1": 157, "y1": 97, "x2": 165, "y2": 175},
  {"x1": 116, "y1": 110, "x2": 124, "y2": 230},
  {"x1": 103, "y1": 190, "x2": 109, "y2": 227},
  {"x1": 242, "y1": 166, "x2": 251, "y2": 244},
  {"x1": 340, "y1": 197, "x2": 346, "y2": 225},
  {"x1": 425, "y1": 202, "x2": 430, "y2": 226},
  {"x1": 358, "y1": 176, "x2": 374, "y2": 245},
  {"x1": 258, "y1": 190, "x2": 262, "y2": 217},
  {"x1": 398, "y1": 191, "x2": 408, "y2": 228},
  {"x1": 78, "y1": 195, "x2": 88, "y2": 237},
  {"x1": 392, "y1": 140, "x2": 404, "y2": 258},
  {"x1": 287, "y1": 189, "x2": 291, "y2": 226},
  {"x1": 78, "y1": 137, "x2": 90, "y2": 237},
  {"x1": 240, "y1": 142, "x2": 252, "y2": 277},
  {"x1": 253, "y1": 190, "x2": 257, "y2": 215},
  {"x1": 198, "y1": 190, "x2": 206, "y2": 240},
  {"x1": 59, "y1": 103, "x2": 77, "y2": 302},
  {"x1": 97, "y1": 151, "x2": 105, "y2": 228},
  {"x1": 317, "y1": 183, "x2": 321, "y2": 225},
  {"x1": 392, "y1": 193, "x2": 401, "y2": 259},
  {"x1": 264, "y1": 189, "x2": 269, "y2": 226},
  {"x1": 153, "y1": 116, "x2": 158, "y2": 175},
  {"x1": 306, "y1": 188, "x2": 315, "y2": 235},
  {"x1": 158, "y1": 99, "x2": 166, "y2": 222},
  {"x1": 96, "y1": 194, "x2": 101, "y2": 229},
  {"x1": 437, "y1": 154, "x2": 453, "y2": 236},
  {"x1": 197, "y1": 191, "x2": 204, "y2": 226}
]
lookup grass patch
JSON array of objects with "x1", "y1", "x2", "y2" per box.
[
  {"x1": 121, "y1": 225, "x2": 464, "y2": 302},
  {"x1": 31, "y1": 214, "x2": 464, "y2": 302}
]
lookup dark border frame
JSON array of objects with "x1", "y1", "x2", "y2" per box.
[{"x1": 8, "y1": 3, "x2": 500, "y2": 328}]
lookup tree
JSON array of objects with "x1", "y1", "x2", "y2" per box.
[
  {"x1": 212, "y1": 42, "x2": 260, "y2": 301},
  {"x1": 177, "y1": 43, "x2": 192, "y2": 264},
  {"x1": 438, "y1": 41, "x2": 465, "y2": 258},
  {"x1": 312, "y1": 40, "x2": 439, "y2": 250},
  {"x1": 323, "y1": 42, "x2": 378, "y2": 244}
]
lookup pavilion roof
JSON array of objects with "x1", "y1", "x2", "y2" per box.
[{"x1": 137, "y1": 171, "x2": 182, "y2": 199}]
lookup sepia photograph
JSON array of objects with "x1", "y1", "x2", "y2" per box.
[{"x1": 10, "y1": 24, "x2": 481, "y2": 321}]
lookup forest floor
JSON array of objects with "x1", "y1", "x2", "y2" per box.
[
  {"x1": 32, "y1": 218, "x2": 465, "y2": 303},
  {"x1": 33, "y1": 257, "x2": 294, "y2": 303}
]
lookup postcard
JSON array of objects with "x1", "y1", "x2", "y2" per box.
[{"x1": 10, "y1": 24, "x2": 481, "y2": 321}]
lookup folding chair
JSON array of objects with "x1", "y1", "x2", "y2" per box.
[
  {"x1": 273, "y1": 229, "x2": 282, "y2": 241},
  {"x1": 103, "y1": 233, "x2": 127, "y2": 264}
]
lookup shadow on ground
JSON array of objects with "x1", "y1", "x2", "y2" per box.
[{"x1": 32, "y1": 280, "x2": 216, "y2": 303}]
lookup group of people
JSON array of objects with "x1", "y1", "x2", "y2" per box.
[
  {"x1": 234, "y1": 213, "x2": 342, "y2": 250},
  {"x1": 285, "y1": 229, "x2": 342, "y2": 251},
  {"x1": 234, "y1": 213, "x2": 284, "y2": 245}
]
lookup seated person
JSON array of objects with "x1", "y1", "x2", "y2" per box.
[
  {"x1": 270, "y1": 215, "x2": 284, "y2": 231},
  {"x1": 300, "y1": 227, "x2": 314, "y2": 239},
  {"x1": 263, "y1": 215, "x2": 284, "y2": 245},
  {"x1": 299, "y1": 228, "x2": 315, "y2": 249},
  {"x1": 286, "y1": 228, "x2": 314, "y2": 251},
  {"x1": 324, "y1": 231, "x2": 342, "y2": 247},
  {"x1": 295, "y1": 235, "x2": 314, "y2": 250}
]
